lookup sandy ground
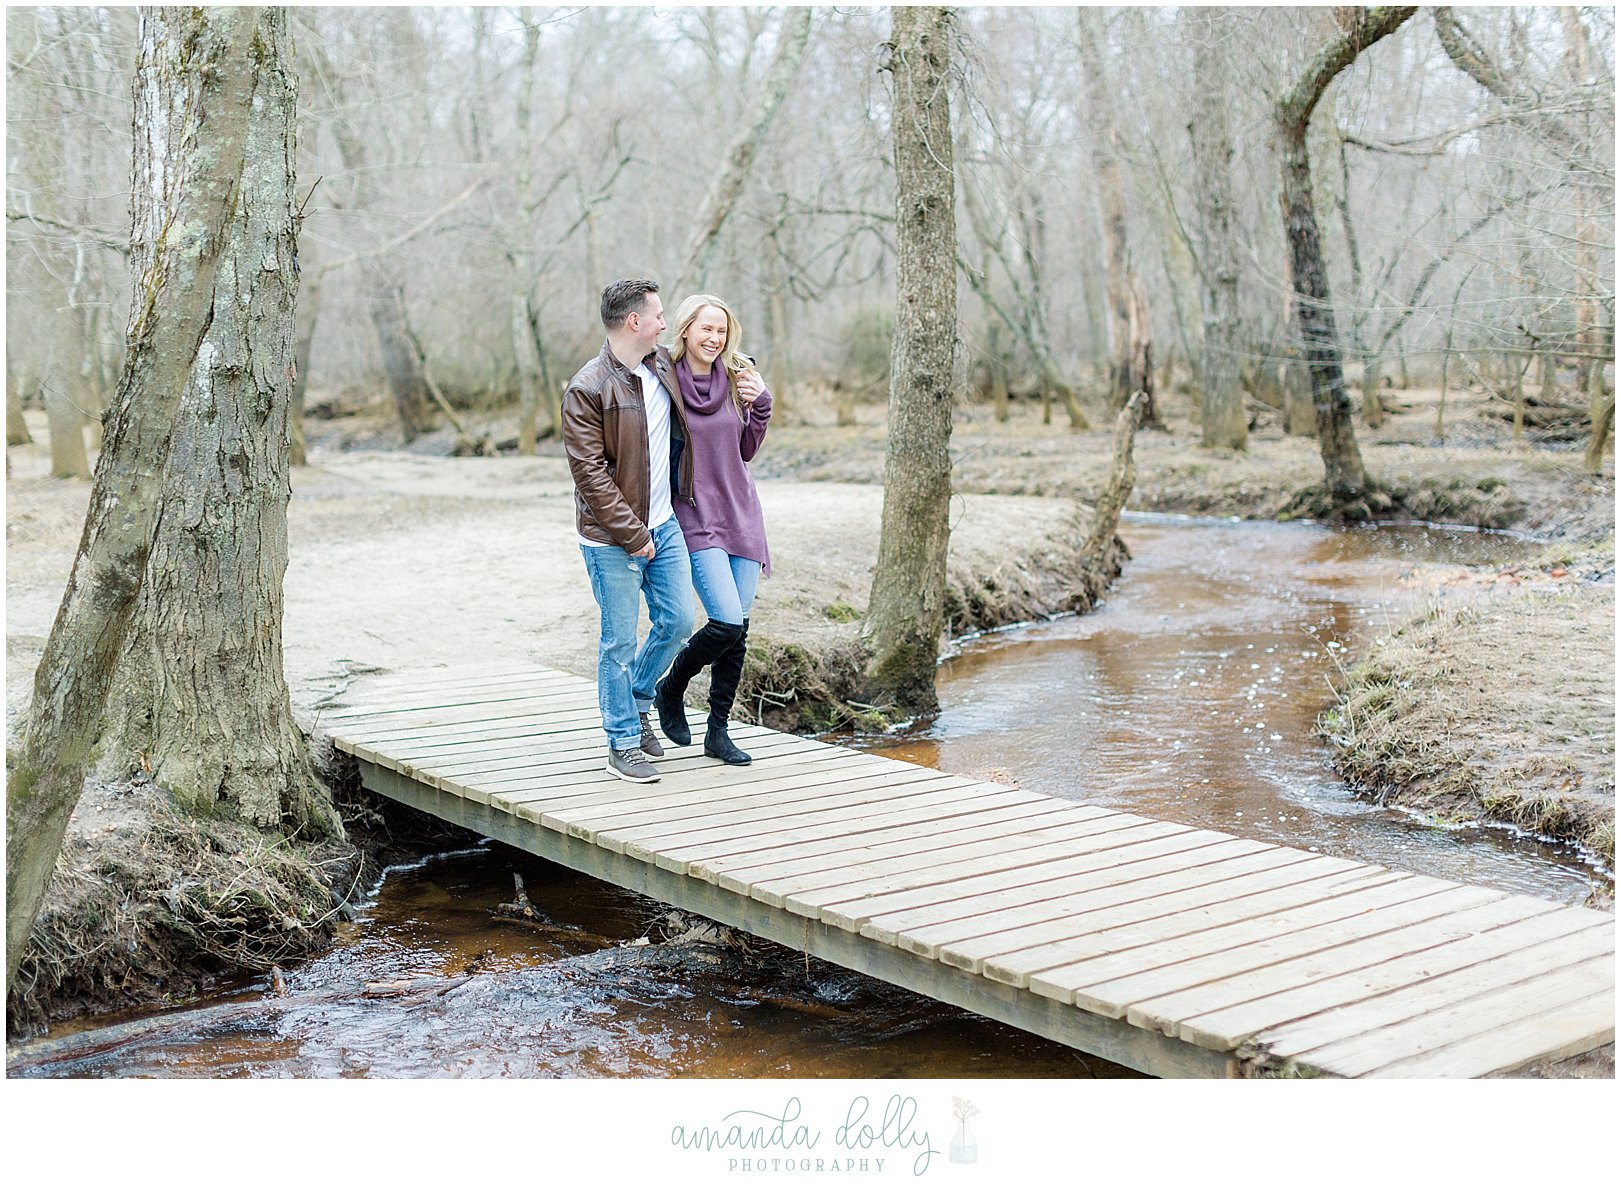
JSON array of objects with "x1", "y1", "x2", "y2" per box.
[{"x1": 5, "y1": 412, "x2": 1098, "y2": 738}]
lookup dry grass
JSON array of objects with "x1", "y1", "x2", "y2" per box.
[
  {"x1": 1321, "y1": 582, "x2": 1615, "y2": 863},
  {"x1": 8, "y1": 779, "x2": 364, "y2": 1036}
]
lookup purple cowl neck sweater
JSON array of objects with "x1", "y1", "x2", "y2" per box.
[{"x1": 672, "y1": 358, "x2": 772, "y2": 575}]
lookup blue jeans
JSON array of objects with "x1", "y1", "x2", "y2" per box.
[
  {"x1": 689, "y1": 547, "x2": 761, "y2": 626},
  {"x1": 580, "y1": 517, "x2": 695, "y2": 750}
]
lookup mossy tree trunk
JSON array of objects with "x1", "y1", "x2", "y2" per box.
[
  {"x1": 93, "y1": 6, "x2": 335, "y2": 838},
  {"x1": 8, "y1": 5, "x2": 303, "y2": 984},
  {"x1": 863, "y1": 5, "x2": 957, "y2": 715},
  {"x1": 1276, "y1": 7, "x2": 1416, "y2": 510}
]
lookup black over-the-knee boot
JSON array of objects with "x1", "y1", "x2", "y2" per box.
[
  {"x1": 655, "y1": 620, "x2": 743, "y2": 747},
  {"x1": 704, "y1": 618, "x2": 752, "y2": 765}
]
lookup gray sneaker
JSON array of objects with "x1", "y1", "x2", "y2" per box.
[
  {"x1": 606, "y1": 746, "x2": 660, "y2": 783},
  {"x1": 638, "y1": 712, "x2": 665, "y2": 758}
]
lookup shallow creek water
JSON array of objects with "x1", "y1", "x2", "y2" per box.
[{"x1": 17, "y1": 517, "x2": 1605, "y2": 1078}]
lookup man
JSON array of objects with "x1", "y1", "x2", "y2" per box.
[{"x1": 562, "y1": 279, "x2": 696, "y2": 782}]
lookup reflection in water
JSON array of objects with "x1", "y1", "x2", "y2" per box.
[
  {"x1": 18, "y1": 518, "x2": 1600, "y2": 1079},
  {"x1": 868, "y1": 517, "x2": 1602, "y2": 903}
]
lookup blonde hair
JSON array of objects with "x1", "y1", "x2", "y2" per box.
[{"x1": 669, "y1": 294, "x2": 752, "y2": 417}]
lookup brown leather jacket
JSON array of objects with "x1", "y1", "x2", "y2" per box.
[{"x1": 561, "y1": 342, "x2": 694, "y2": 553}]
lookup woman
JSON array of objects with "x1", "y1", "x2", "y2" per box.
[{"x1": 654, "y1": 294, "x2": 772, "y2": 765}]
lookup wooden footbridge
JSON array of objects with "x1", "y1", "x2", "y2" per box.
[{"x1": 323, "y1": 663, "x2": 1614, "y2": 1078}]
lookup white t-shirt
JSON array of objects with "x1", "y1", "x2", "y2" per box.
[{"x1": 580, "y1": 360, "x2": 673, "y2": 548}]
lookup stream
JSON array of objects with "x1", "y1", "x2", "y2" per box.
[{"x1": 13, "y1": 516, "x2": 1607, "y2": 1078}]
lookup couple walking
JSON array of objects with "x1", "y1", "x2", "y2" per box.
[{"x1": 562, "y1": 278, "x2": 773, "y2": 783}]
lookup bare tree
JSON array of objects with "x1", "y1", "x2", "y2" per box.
[
  {"x1": 1076, "y1": 8, "x2": 1140, "y2": 415},
  {"x1": 1186, "y1": 7, "x2": 1248, "y2": 451},
  {"x1": 1276, "y1": 7, "x2": 1417, "y2": 512},
  {"x1": 863, "y1": 6, "x2": 957, "y2": 714},
  {"x1": 673, "y1": 6, "x2": 814, "y2": 296}
]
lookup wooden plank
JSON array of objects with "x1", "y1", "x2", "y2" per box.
[
  {"x1": 537, "y1": 766, "x2": 972, "y2": 846},
  {"x1": 614, "y1": 785, "x2": 1048, "y2": 869},
  {"x1": 1364, "y1": 990, "x2": 1614, "y2": 1078},
  {"x1": 319, "y1": 672, "x2": 587, "y2": 722},
  {"x1": 332, "y1": 698, "x2": 604, "y2": 745},
  {"x1": 493, "y1": 752, "x2": 890, "y2": 818},
  {"x1": 804, "y1": 823, "x2": 1229, "y2": 930},
  {"x1": 481, "y1": 737, "x2": 870, "y2": 793},
  {"x1": 698, "y1": 801, "x2": 1116, "y2": 891},
  {"x1": 735, "y1": 811, "x2": 1170, "y2": 914},
  {"x1": 648, "y1": 772, "x2": 1009, "y2": 871},
  {"x1": 1120, "y1": 889, "x2": 1535, "y2": 1039},
  {"x1": 450, "y1": 733, "x2": 826, "y2": 790},
  {"x1": 1244, "y1": 913, "x2": 1613, "y2": 1065},
  {"x1": 891, "y1": 852, "x2": 1372, "y2": 960},
  {"x1": 1028, "y1": 873, "x2": 1454, "y2": 1005},
  {"x1": 1295, "y1": 954, "x2": 1614, "y2": 1077},
  {"x1": 649, "y1": 783, "x2": 1044, "y2": 876},
  {"x1": 494, "y1": 755, "x2": 906, "y2": 834},
  {"x1": 515, "y1": 757, "x2": 957, "y2": 828},
  {"x1": 383, "y1": 723, "x2": 776, "y2": 770},
  {"x1": 485, "y1": 757, "x2": 903, "y2": 829},
  {"x1": 327, "y1": 662, "x2": 571, "y2": 701},
  {"x1": 422, "y1": 727, "x2": 764, "y2": 778},
  {"x1": 763, "y1": 813, "x2": 1214, "y2": 917},
  {"x1": 930, "y1": 850, "x2": 1360, "y2": 972},
  {"x1": 342, "y1": 714, "x2": 607, "y2": 764}
]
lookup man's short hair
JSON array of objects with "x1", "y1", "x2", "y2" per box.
[{"x1": 601, "y1": 278, "x2": 659, "y2": 330}]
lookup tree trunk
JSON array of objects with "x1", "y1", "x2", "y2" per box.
[
  {"x1": 1077, "y1": 8, "x2": 1134, "y2": 412},
  {"x1": 512, "y1": 18, "x2": 543, "y2": 456},
  {"x1": 674, "y1": 6, "x2": 813, "y2": 294},
  {"x1": 10, "y1": 5, "x2": 267, "y2": 984},
  {"x1": 1584, "y1": 361, "x2": 1613, "y2": 475},
  {"x1": 290, "y1": 256, "x2": 320, "y2": 467},
  {"x1": 1361, "y1": 350, "x2": 1384, "y2": 427},
  {"x1": 988, "y1": 321, "x2": 1010, "y2": 423},
  {"x1": 1275, "y1": 7, "x2": 1415, "y2": 509},
  {"x1": 1126, "y1": 278, "x2": 1156, "y2": 422},
  {"x1": 7, "y1": 367, "x2": 32, "y2": 446},
  {"x1": 1539, "y1": 349, "x2": 1560, "y2": 404},
  {"x1": 1436, "y1": 335, "x2": 1451, "y2": 442},
  {"x1": 45, "y1": 382, "x2": 90, "y2": 479},
  {"x1": 372, "y1": 278, "x2": 435, "y2": 442},
  {"x1": 91, "y1": 8, "x2": 334, "y2": 837},
  {"x1": 1508, "y1": 350, "x2": 1526, "y2": 442},
  {"x1": 863, "y1": 6, "x2": 956, "y2": 715},
  {"x1": 1187, "y1": 7, "x2": 1247, "y2": 451},
  {"x1": 1082, "y1": 393, "x2": 1147, "y2": 571},
  {"x1": 514, "y1": 290, "x2": 541, "y2": 454},
  {"x1": 1564, "y1": 3, "x2": 1601, "y2": 395},
  {"x1": 765, "y1": 236, "x2": 793, "y2": 419}
]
